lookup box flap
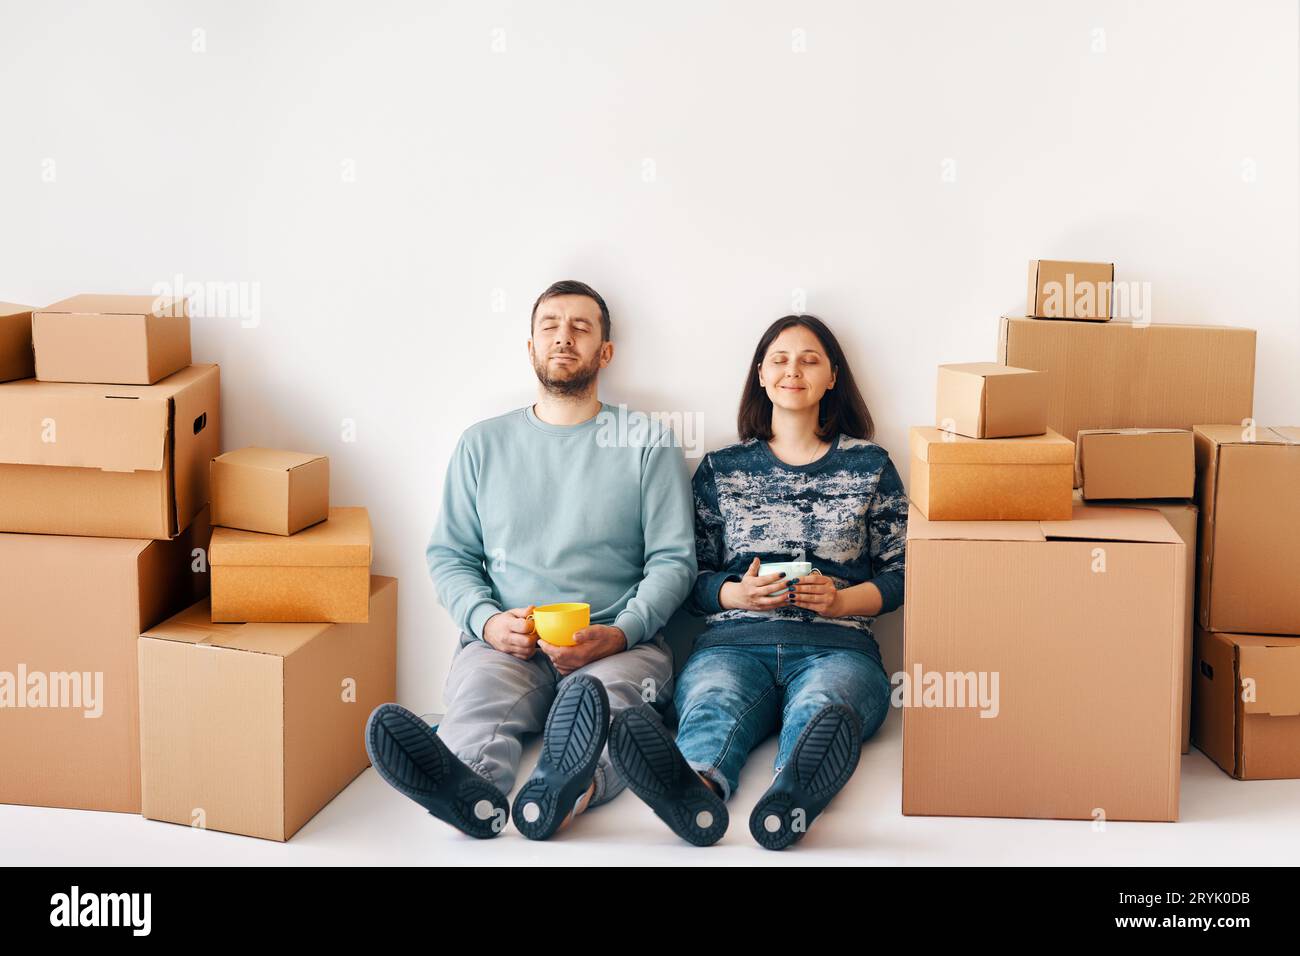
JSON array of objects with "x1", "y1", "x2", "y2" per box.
[
  {"x1": 940, "y1": 361, "x2": 1034, "y2": 380},
  {"x1": 39, "y1": 293, "x2": 188, "y2": 319},
  {"x1": 1040, "y1": 504, "x2": 1183, "y2": 544},
  {"x1": 1194, "y1": 424, "x2": 1297, "y2": 447},
  {"x1": 209, "y1": 506, "x2": 371, "y2": 567},
  {"x1": 904, "y1": 504, "x2": 1045, "y2": 542},
  {"x1": 142, "y1": 597, "x2": 331, "y2": 656},
  {"x1": 215, "y1": 446, "x2": 326, "y2": 472},
  {"x1": 911, "y1": 426, "x2": 1073, "y2": 465},
  {"x1": 1237, "y1": 641, "x2": 1300, "y2": 717},
  {"x1": 1078, "y1": 427, "x2": 1189, "y2": 438},
  {"x1": 0, "y1": 301, "x2": 35, "y2": 317}
]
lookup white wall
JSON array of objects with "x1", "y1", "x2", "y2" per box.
[{"x1": 3, "y1": 0, "x2": 1296, "y2": 712}]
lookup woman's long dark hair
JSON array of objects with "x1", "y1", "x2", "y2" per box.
[{"x1": 737, "y1": 314, "x2": 875, "y2": 442}]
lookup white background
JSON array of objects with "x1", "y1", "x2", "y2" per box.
[{"x1": 2, "y1": 0, "x2": 1296, "y2": 714}]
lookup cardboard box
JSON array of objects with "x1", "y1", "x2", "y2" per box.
[
  {"x1": 1076, "y1": 428, "x2": 1195, "y2": 500},
  {"x1": 908, "y1": 426, "x2": 1073, "y2": 520},
  {"x1": 998, "y1": 318, "x2": 1256, "y2": 479},
  {"x1": 1194, "y1": 425, "x2": 1300, "y2": 636},
  {"x1": 1026, "y1": 260, "x2": 1114, "y2": 320},
  {"x1": 0, "y1": 301, "x2": 35, "y2": 383},
  {"x1": 903, "y1": 503, "x2": 1185, "y2": 821},
  {"x1": 212, "y1": 447, "x2": 330, "y2": 536},
  {"x1": 1082, "y1": 493, "x2": 1197, "y2": 754},
  {"x1": 935, "y1": 363, "x2": 1047, "y2": 439},
  {"x1": 1193, "y1": 627, "x2": 1300, "y2": 780},
  {"x1": 33, "y1": 294, "x2": 191, "y2": 385},
  {"x1": 0, "y1": 365, "x2": 220, "y2": 539},
  {"x1": 210, "y1": 507, "x2": 372, "y2": 623},
  {"x1": 139, "y1": 576, "x2": 397, "y2": 841},
  {"x1": 0, "y1": 511, "x2": 210, "y2": 813}
]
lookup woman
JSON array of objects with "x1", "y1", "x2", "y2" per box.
[{"x1": 609, "y1": 314, "x2": 907, "y2": 849}]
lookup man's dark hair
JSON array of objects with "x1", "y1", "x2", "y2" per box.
[{"x1": 530, "y1": 280, "x2": 611, "y2": 341}]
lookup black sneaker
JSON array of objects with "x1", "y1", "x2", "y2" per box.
[
  {"x1": 512, "y1": 674, "x2": 610, "y2": 841},
  {"x1": 364, "y1": 702, "x2": 508, "y2": 839},
  {"x1": 749, "y1": 704, "x2": 861, "y2": 851},
  {"x1": 609, "y1": 705, "x2": 729, "y2": 847}
]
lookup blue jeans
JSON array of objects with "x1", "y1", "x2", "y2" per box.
[{"x1": 671, "y1": 643, "x2": 892, "y2": 801}]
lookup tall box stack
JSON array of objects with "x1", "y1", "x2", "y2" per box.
[
  {"x1": 1, "y1": 293, "x2": 218, "y2": 815},
  {"x1": 1191, "y1": 425, "x2": 1300, "y2": 779}
]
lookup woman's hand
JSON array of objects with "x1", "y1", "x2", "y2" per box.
[
  {"x1": 719, "y1": 557, "x2": 793, "y2": 611},
  {"x1": 790, "y1": 572, "x2": 842, "y2": 617}
]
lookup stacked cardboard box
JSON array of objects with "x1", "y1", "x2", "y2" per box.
[
  {"x1": 0, "y1": 293, "x2": 395, "y2": 841},
  {"x1": 1191, "y1": 425, "x2": 1300, "y2": 779},
  {"x1": 901, "y1": 257, "x2": 1266, "y2": 818}
]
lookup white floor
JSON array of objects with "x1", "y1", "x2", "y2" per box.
[{"x1": 6, "y1": 714, "x2": 1296, "y2": 866}]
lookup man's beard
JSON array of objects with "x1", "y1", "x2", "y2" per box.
[{"x1": 533, "y1": 350, "x2": 601, "y2": 397}]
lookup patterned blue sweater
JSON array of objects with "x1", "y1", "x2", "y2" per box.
[{"x1": 688, "y1": 434, "x2": 908, "y2": 651}]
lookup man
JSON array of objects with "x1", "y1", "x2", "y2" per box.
[{"x1": 365, "y1": 280, "x2": 695, "y2": 841}]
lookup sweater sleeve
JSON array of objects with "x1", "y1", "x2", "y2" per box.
[
  {"x1": 687, "y1": 453, "x2": 740, "y2": 616},
  {"x1": 426, "y1": 433, "x2": 502, "y2": 642},
  {"x1": 866, "y1": 453, "x2": 908, "y2": 615},
  {"x1": 611, "y1": 431, "x2": 697, "y2": 647}
]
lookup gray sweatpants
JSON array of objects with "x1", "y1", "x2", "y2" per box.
[{"x1": 437, "y1": 631, "x2": 675, "y2": 807}]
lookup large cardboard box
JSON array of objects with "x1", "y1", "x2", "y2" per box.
[
  {"x1": 1193, "y1": 627, "x2": 1300, "y2": 780},
  {"x1": 0, "y1": 301, "x2": 35, "y2": 383},
  {"x1": 0, "y1": 511, "x2": 210, "y2": 813},
  {"x1": 935, "y1": 363, "x2": 1047, "y2": 439},
  {"x1": 908, "y1": 426, "x2": 1073, "y2": 520},
  {"x1": 0, "y1": 364, "x2": 220, "y2": 539},
  {"x1": 139, "y1": 576, "x2": 397, "y2": 841},
  {"x1": 210, "y1": 506, "x2": 372, "y2": 623},
  {"x1": 1083, "y1": 493, "x2": 1197, "y2": 754},
  {"x1": 903, "y1": 503, "x2": 1185, "y2": 821},
  {"x1": 1026, "y1": 260, "x2": 1115, "y2": 320},
  {"x1": 1194, "y1": 425, "x2": 1300, "y2": 636},
  {"x1": 33, "y1": 294, "x2": 191, "y2": 386},
  {"x1": 998, "y1": 318, "x2": 1256, "y2": 481},
  {"x1": 211, "y1": 447, "x2": 330, "y2": 536},
  {"x1": 1076, "y1": 428, "x2": 1195, "y2": 501}
]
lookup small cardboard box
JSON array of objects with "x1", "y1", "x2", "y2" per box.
[
  {"x1": 903, "y1": 503, "x2": 1185, "y2": 821},
  {"x1": 0, "y1": 510, "x2": 210, "y2": 813},
  {"x1": 1083, "y1": 494, "x2": 1197, "y2": 754},
  {"x1": 139, "y1": 576, "x2": 397, "y2": 841},
  {"x1": 1076, "y1": 428, "x2": 1195, "y2": 500},
  {"x1": 33, "y1": 293, "x2": 192, "y2": 385},
  {"x1": 1193, "y1": 627, "x2": 1300, "y2": 780},
  {"x1": 1194, "y1": 425, "x2": 1300, "y2": 636},
  {"x1": 1026, "y1": 260, "x2": 1115, "y2": 320},
  {"x1": 212, "y1": 447, "x2": 330, "y2": 536},
  {"x1": 0, "y1": 365, "x2": 220, "y2": 539},
  {"x1": 0, "y1": 301, "x2": 35, "y2": 383},
  {"x1": 998, "y1": 318, "x2": 1256, "y2": 484},
  {"x1": 210, "y1": 507, "x2": 372, "y2": 623},
  {"x1": 908, "y1": 426, "x2": 1073, "y2": 521},
  {"x1": 935, "y1": 363, "x2": 1047, "y2": 439}
]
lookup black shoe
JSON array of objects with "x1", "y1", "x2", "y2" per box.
[
  {"x1": 512, "y1": 674, "x2": 610, "y2": 841},
  {"x1": 749, "y1": 704, "x2": 861, "y2": 851},
  {"x1": 609, "y1": 705, "x2": 729, "y2": 847},
  {"x1": 364, "y1": 703, "x2": 508, "y2": 839}
]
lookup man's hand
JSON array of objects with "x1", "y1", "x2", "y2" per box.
[
  {"x1": 538, "y1": 624, "x2": 627, "y2": 676},
  {"x1": 482, "y1": 606, "x2": 539, "y2": 660}
]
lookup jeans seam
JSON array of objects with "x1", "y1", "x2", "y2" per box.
[{"x1": 703, "y1": 682, "x2": 776, "y2": 777}]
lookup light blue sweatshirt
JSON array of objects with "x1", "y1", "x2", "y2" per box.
[{"x1": 426, "y1": 402, "x2": 696, "y2": 647}]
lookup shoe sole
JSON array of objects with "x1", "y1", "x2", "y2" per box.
[
  {"x1": 512, "y1": 675, "x2": 610, "y2": 841},
  {"x1": 365, "y1": 702, "x2": 507, "y2": 839},
  {"x1": 749, "y1": 704, "x2": 860, "y2": 851},
  {"x1": 609, "y1": 707, "x2": 729, "y2": 847}
]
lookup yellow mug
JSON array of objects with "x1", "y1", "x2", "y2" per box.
[{"x1": 529, "y1": 602, "x2": 590, "y2": 646}]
